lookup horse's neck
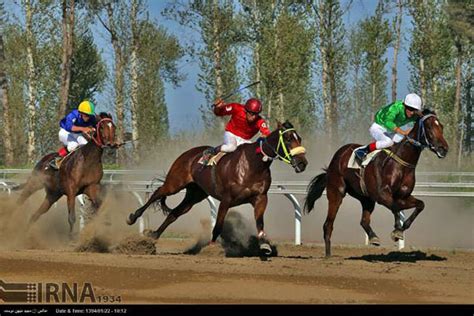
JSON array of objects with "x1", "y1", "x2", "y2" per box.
[
  {"x1": 248, "y1": 142, "x2": 273, "y2": 170},
  {"x1": 391, "y1": 124, "x2": 422, "y2": 167},
  {"x1": 82, "y1": 141, "x2": 103, "y2": 161}
]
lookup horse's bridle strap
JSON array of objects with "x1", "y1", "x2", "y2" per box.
[{"x1": 91, "y1": 118, "x2": 113, "y2": 148}]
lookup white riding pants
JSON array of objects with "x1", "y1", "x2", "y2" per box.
[
  {"x1": 59, "y1": 128, "x2": 88, "y2": 152},
  {"x1": 220, "y1": 131, "x2": 252, "y2": 153},
  {"x1": 369, "y1": 123, "x2": 404, "y2": 149}
]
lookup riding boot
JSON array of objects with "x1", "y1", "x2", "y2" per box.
[
  {"x1": 49, "y1": 147, "x2": 68, "y2": 170},
  {"x1": 202, "y1": 146, "x2": 220, "y2": 165},
  {"x1": 355, "y1": 142, "x2": 376, "y2": 162},
  {"x1": 49, "y1": 156, "x2": 63, "y2": 170},
  {"x1": 355, "y1": 146, "x2": 369, "y2": 162}
]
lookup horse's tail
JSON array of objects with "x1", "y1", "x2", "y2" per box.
[
  {"x1": 304, "y1": 171, "x2": 327, "y2": 214},
  {"x1": 159, "y1": 196, "x2": 173, "y2": 215}
]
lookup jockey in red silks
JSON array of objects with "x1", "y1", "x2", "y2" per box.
[{"x1": 202, "y1": 98, "x2": 271, "y2": 164}]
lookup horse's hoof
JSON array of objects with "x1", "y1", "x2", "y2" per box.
[
  {"x1": 143, "y1": 229, "x2": 158, "y2": 239},
  {"x1": 369, "y1": 236, "x2": 381, "y2": 246},
  {"x1": 259, "y1": 243, "x2": 272, "y2": 256},
  {"x1": 391, "y1": 230, "x2": 404, "y2": 242},
  {"x1": 126, "y1": 214, "x2": 135, "y2": 225}
]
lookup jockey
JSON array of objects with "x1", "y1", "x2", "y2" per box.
[
  {"x1": 355, "y1": 93, "x2": 422, "y2": 162},
  {"x1": 49, "y1": 100, "x2": 97, "y2": 169},
  {"x1": 202, "y1": 98, "x2": 271, "y2": 164}
]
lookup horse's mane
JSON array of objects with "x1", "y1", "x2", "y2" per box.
[
  {"x1": 421, "y1": 108, "x2": 436, "y2": 116},
  {"x1": 98, "y1": 112, "x2": 112, "y2": 120}
]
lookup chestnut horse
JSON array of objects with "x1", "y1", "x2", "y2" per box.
[
  {"x1": 15, "y1": 113, "x2": 116, "y2": 234},
  {"x1": 127, "y1": 121, "x2": 308, "y2": 255},
  {"x1": 304, "y1": 109, "x2": 448, "y2": 257}
]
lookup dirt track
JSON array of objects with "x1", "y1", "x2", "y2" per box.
[{"x1": 0, "y1": 238, "x2": 472, "y2": 304}]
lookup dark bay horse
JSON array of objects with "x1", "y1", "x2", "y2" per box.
[
  {"x1": 304, "y1": 110, "x2": 448, "y2": 257},
  {"x1": 127, "y1": 121, "x2": 308, "y2": 254},
  {"x1": 15, "y1": 113, "x2": 116, "y2": 233}
]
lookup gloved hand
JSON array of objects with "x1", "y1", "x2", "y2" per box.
[
  {"x1": 214, "y1": 98, "x2": 225, "y2": 107},
  {"x1": 395, "y1": 127, "x2": 409, "y2": 136}
]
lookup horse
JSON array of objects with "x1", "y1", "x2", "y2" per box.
[
  {"x1": 304, "y1": 109, "x2": 448, "y2": 257},
  {"x1": 14, "y1": 112, "x2": 116, "y2": 234},
  {"x1": 127, "y1": 121, "x2": 308, "y2": 255}
]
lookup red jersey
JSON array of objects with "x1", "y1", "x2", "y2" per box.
[{"x1": 214, "y1": 103, "x2": 271, "y2": 140}]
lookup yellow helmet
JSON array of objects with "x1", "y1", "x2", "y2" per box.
[{"x1": 78, "y1": 100, "x2": 95, "y2": 115}]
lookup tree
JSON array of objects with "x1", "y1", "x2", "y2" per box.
[
  {"x1": 359, "y1": 0, "x2": 392, "y2": 111},
  {"x1": 90, "y1": 0, "x2": 129, "y2": 163},
  {"x1": 165, "y1": 0, "x2": 242, "y2": 135},
  {"x1": 409, "y1": 1, "x2": 461, "y2": 168},
  {"x1": 310, "y1": 0, "x2": 347, "y2": 147},
  {"x1": 0, "y1": 1, "x2": 13, "y2": 166},
  {"x1": 129, "y1": 0, "x2": 142, "y2": 161},
  {"x1": 68, "y1": 30, "x2": 107, "y2": 111},
  {"x1": 390, "y1": 0, "x2": 404, "y2": 102},
  {"x1": 239, "y1": 1, "x2": 315, "y2": 128},
  {"x1": 136, "y1": 21, "x2": 183, "y2": 159},
  {"x1": 58, "y1": 0, "x2": 75, "y2": 120},
  {"x1": 445, "y1": 0, "x2": 474, "y2": 162},
  {"x1": 24, "y1": 0, "x2": 38, "y2": 164}
]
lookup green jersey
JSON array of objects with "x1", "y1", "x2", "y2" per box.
[{"x1": 374, "y1": 100, "x2": 416, "y2": 131}]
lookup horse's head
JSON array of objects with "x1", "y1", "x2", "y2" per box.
[
  {"x1": 412, "y1": 109, "x2": 449, "y2": 158},
  {"x1": 91, "y1": 112, "x2": 116, "y2": 148},
  {"x1": 265, "y1": 120, "x2": 308, "y2": 173}
]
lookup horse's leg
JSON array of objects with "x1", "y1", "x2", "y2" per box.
[
  {"x1": 28, "y1": 192, "x2": 61, "y2": 226},
  {"x1": 251, "y1": 194, "x2": 272, "y2": 255},
  {"x1": 211, "y1": 200, "x2": 230, "y2": 243},
  {"x1": 83, "y1": 184, "x2": 102, "y2": 211},
  {"x1": 359, "y1": 198, "x2": 380, "y2": 246},
  {"x1": 127, "y1": 182, "x2": 185, "y2": 226},
  {"x1": 147, "y1": 185, "x2": 208, "y2": 239},
  {"x1": 66, "y1": 194, "x2": 77, "y2": 235},
  {"x1": 323, "y1": 183, "x2": 345, "y2": 257},
  {"x1": 323, "y1": 189, "x2": 343, "y2": 257},
  {"x1": 391, "y1": 195, "x2": 425, "y2": 241}
]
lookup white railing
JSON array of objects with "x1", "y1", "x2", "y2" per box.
[{"x1": 0, "y1": 169, "x2": 473, "y2": 249}]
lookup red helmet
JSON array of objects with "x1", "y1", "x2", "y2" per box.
[{"x1": 245, "y1": 98, "x2": 262, "y2": 114}]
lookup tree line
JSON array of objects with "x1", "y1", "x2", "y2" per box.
[{"x1": 0, "y1": 0, "x2": 472, "y2": 168}]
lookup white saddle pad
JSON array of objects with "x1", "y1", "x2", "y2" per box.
[{"x1": 348, "y1": 147, "x2": 381, "y2": 169}]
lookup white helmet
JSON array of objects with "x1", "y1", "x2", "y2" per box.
[{"x1": 404, "y1": 93, "x2": 422, "y2": 111}]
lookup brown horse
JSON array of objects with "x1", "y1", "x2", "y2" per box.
[
  {"x1": 127, "y1": 121, "x2": 308, "y2": 254},
  {"x1": 15, "y1": 113, "x2": 116, "y2": 234},
  {"x1": 304, "y1": 109, "x2": 448, "y2": 257}
]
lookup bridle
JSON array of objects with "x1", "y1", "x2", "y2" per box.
[
  {"x1": 90, "y1": 117, "x2": 114, "y2": 148},
  {"x1": 384, "y1": 113, "x2": 440, "y2": 169},
  {"x1": 405, "y1": 114, "x2": 437, "y2": 152},
  {"x1": 260, "y1": 128, "x2": 306, "y2": 164}
]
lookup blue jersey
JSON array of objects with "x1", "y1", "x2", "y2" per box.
[{"x1": 60, "y1": 109, "x2": 96, "y2": 132}]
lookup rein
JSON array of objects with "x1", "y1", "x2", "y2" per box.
[{"x1": 260, "y1": 128, "x2": 306, "y2": 164}]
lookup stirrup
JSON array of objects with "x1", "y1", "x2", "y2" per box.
[{"x1": 49, "y1": 157, "x2": 62, "y2": 170}]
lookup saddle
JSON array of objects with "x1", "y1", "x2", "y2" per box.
[
  {"x1": 47, "y1": 146, "x2": 79, "y2": 170},
  {"x1": 348, "y1": 147, "x2": 381, "y2": 170}
]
